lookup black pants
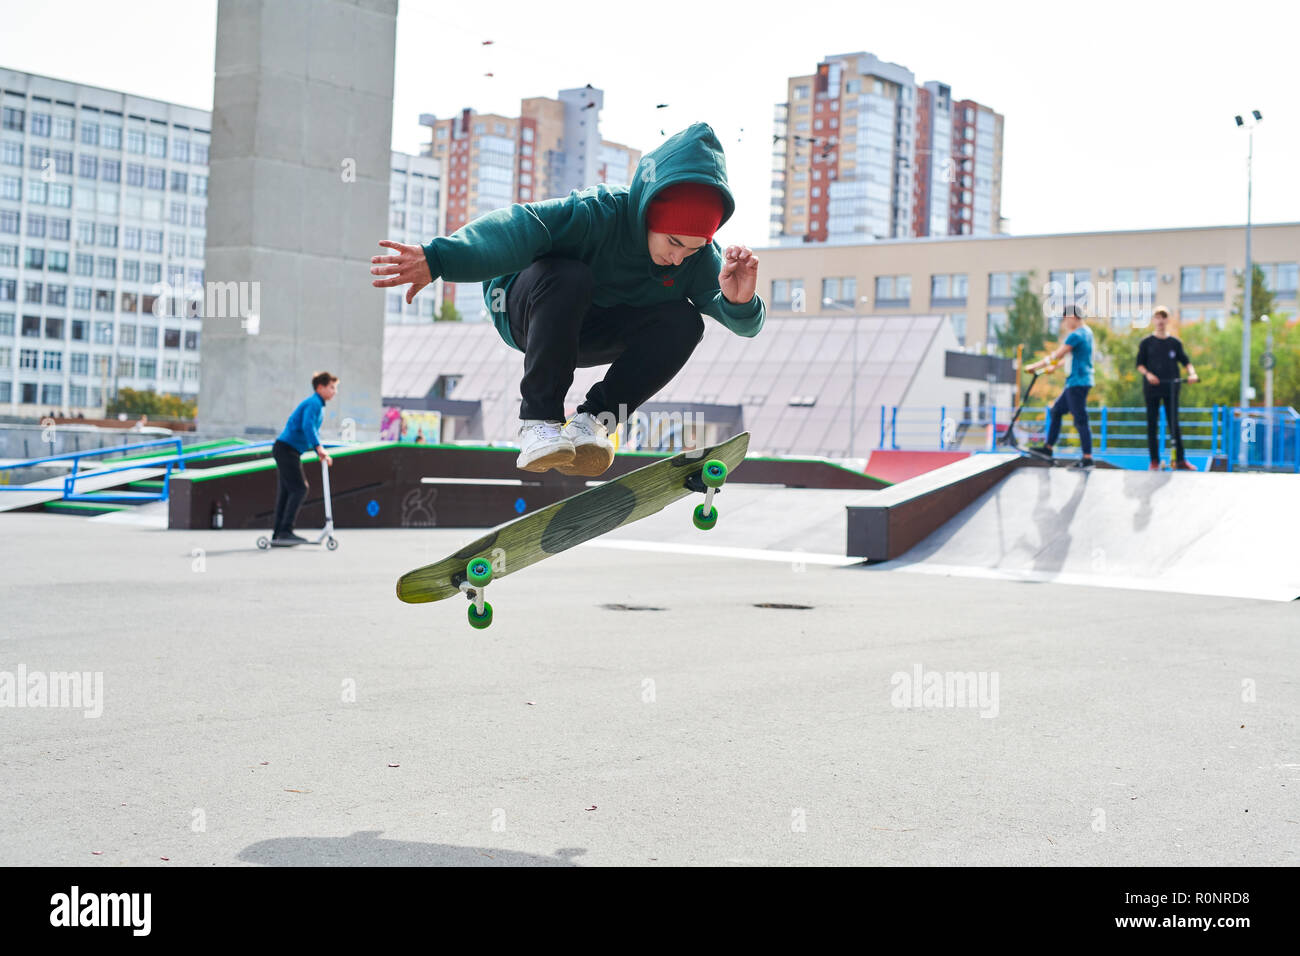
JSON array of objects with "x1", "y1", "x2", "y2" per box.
[
  {"x1": 506, "y1": 258, "x2": 705, "y2": 423},
  {"x1": 272, "y1": 439, "x2": 308, "y2": 535},
  {"x1": 1144, "y1": 382, "x2": 1186, "y2": 463},
  {"x1": 1046, "y1": 385, "x2": 1092, "y2": 457}
]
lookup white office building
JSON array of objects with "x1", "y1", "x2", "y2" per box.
[{"x1": 1, "y1": 66, "x2": 443, "y2": 417}]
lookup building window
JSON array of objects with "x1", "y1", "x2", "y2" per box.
[
  {"x1": 1180, "y1": 265, "x2": 1225, "y2": 300},
  {"x1": 931, "y1": 273, "x2": 969, "y2": 304},
  {"x1": 874, "y1": 274, "x2": 912, "y2": 306},
  {"x1": 987, "y1": 271, "x2": 1028, "y2": 304},
  {"x1": 821, "y1": 276, "x2": 858, "y2": 307},
  {"x1": 1261, "y1": 262, "x2": 1299, "y2": 296},
  {"x1": 770, "y1": 278, "x2": 804, "y2": 310}
]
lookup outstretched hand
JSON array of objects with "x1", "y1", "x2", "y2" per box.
[
  {"x1": 719, "y1": 245, "x2": 759, "y2": 304},
  {"x1": 370, "y1": 240, "x2": 432, "y2": 303}
]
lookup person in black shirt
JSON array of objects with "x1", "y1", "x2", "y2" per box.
[{"x1": 1136, "y1": 307, "x2": 1199, "y2": 470}]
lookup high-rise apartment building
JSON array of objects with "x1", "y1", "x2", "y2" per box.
[
  {"x1": 420, "y1": 87, "x2": 639, "y2": 320},
  {"x1": 0, "y1": 66, "x2": 440, "y2": 416},
  {"x1": 385, "y1": 150, "x2": 445, "y2": 326},
  {"x1": 772, "y1": 52, "x2": 1003, "y2": 245}
]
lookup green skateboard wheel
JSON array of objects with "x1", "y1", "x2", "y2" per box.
[
  {"x1": 466, "y1": 558, "x2": 494, "y2": 587},
  {"x1": 692, "y1": 503, "x2": 718, "y2": 530},
  {"x1": 468, "y1": 601, "x2": 493, "y2": 629},
  {"x1": 702, "y1": 459, "x2": 728, "y2": 488}
]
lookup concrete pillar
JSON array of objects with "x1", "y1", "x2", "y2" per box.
[{"x1": 201, "y1": 0, "x2": 397, "y2": 440}]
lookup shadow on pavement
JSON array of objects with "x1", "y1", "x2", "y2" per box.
[{"x1": 237, "y1": 830, "x2": 586, "y2": 866}]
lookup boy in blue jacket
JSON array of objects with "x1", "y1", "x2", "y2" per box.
[
  {"x1": 369, "y1": 122, "x2": 763, "y2": 475},
  {"x1": 270, "y1": 372, "x2": 336, "y2": 546}
]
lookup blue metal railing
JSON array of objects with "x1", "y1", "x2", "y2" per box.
[
  {"x1": 875, "y1": 404, "x2": 1300, "y2": 471},
  {"x1": 0, "y1": 438, "x2": 346, "y2": 505},
  {"x1": 0, "y1": 438, "x2": 185, "y2": 502}
]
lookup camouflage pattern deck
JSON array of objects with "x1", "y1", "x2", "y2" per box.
[{"x1": 396, "y1": 431, "x2": 750, "y2": 603}]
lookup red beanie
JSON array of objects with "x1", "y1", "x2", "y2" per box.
[{"x1": 646, "y1": 182, "x2": 725, "y2": 240}]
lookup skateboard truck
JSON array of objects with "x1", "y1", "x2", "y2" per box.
[
  {"x1": 459, "y1": 558, "x2": 495, "y2": 629},
  {"x1": 686, "y1": 459, "x2": 728, "y2": 531}
]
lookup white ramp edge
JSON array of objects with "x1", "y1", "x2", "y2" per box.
[
  {"x1": 873, "y1": 469, "x2": 1300, "y2": 603},
  {"x1": 581, "y1": 538, "x2": 861, "y2": 567},
  {"x1": 888, "y1": 562, "x2": 1299, "y2": 603}
]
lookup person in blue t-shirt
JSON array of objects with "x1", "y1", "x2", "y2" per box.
[
  {"x1": 270, "y1": 371, "x2": 337, "y2": 546},
  {"x1": 1025, "y1": 306, "x2": 1095, "y2": 467}
]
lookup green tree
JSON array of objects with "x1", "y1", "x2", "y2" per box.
[
  {"x1": 1088, "y1": 316, "x2": 1300, "y2": 411},
  {"x1": 995, "y1": 272, "x2": 1046, "y2": 360},
  {"x1": 1231, "y1": 263, "x2": 1277, "y2": 325},
  {"x1": 1087, "y1": 322, "x2": 1147, "y2": 408},
  {"x1": 106, "y1": 388, "x2": 197, "y2": 420},
  {"x1": 435, "y1": 301, "x2": 463, "y2": 323}
]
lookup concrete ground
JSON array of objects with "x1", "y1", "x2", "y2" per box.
[{"x1": 0, "y1": 509, "x2": 1296, "y2": 866}]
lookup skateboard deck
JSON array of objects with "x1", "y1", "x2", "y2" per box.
[
  {"x1": 396, "y1": 431, "x2": 750, "y2": 614},
  {"x1": 1014, "y1": 447, "x2": 1118, "y2": 469}
]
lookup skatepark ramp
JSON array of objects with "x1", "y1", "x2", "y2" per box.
[{"x1": 868, "y1": 467, "x2": 1300, "y2": 602}]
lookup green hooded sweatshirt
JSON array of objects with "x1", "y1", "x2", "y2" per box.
[{"x1": 419, "y1": 122, "x2": 765, "y2": 350}]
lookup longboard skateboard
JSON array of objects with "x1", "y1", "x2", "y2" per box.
[{"x1": 396, "y1": 431, "x2": 750, "y2": 628}]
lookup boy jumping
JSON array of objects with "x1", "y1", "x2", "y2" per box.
[{"x1": 369, "y1": 122, "x2": 764, "y2": 475}]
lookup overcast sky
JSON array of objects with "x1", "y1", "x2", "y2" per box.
[{"x1": 2, "y1": 0, "x2": 1295, "y2": 248}]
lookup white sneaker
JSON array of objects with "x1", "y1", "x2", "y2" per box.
[
  {"x1": 558, "y1": 412, "x2": 615, "y2": 476},
  {"x1": 516, "y1": 420, "x2": 574, "y2": 472}
]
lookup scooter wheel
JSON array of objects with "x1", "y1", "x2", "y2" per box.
[
  {"x1": 256, "y1": 536, "x2": 270, "y2": 550},
  {"x1": 326, "y1": 536, "x2": 339, "y2": 551}
]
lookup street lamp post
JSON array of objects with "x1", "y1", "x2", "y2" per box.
[
  {"x1": 1234, "y1": 110, "x2": 1262, "y2": 409},
  {"x1": 1262, "y1": 314, "x2": 1274, "y2": 468}
]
